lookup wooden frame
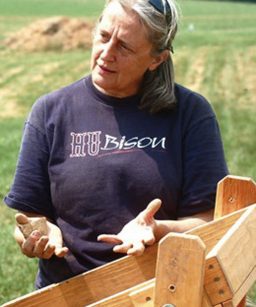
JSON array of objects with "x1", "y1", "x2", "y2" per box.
[{"x1": 2, "y1": 175, "x2": 256, "y2": 307}]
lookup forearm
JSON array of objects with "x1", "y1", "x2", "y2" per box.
[{"x1": 154, "y1": 209, "x2": 214, "y2": 241}]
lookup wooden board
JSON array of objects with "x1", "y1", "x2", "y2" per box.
[
  {"x1": 205, "y1": 205, "x2": 256, "y2": 305},
  {"x1": 202, "y1": 291, "x2": 213, "y2": 307},
  {"x1": 87, "y1": 280, "x2": 154, "y2": 307},
  {"x1": 2, "y1": 248, "x2": 158, "y2": 307},
  {"x1": 214, "y1": 175, "x2": 256, "y2": 307},
  {"x1": 204, "y1": 256, "x2": 233, "y2": 304},
  {"x1": 154, "y1": 233, "x2": 206, "y2": 306},
  {"x1": 214, "y1": 175, "x2": 256, "y2": 219},
  {"x1": 128, "y1": 282, "x2": 154, "y2": 307}
]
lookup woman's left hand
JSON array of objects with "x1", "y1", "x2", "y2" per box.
[{"x1": 97, "y1": 199, "x2": 161, "y2": 256}]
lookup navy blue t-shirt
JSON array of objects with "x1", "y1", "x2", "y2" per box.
[{"x1": 4, "y1": 75, "x2": 228, "y2": 288}]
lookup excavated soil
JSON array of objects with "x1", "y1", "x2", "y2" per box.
[{"x1": 3, "y1": 16, "x2": 95, "y2": 52}]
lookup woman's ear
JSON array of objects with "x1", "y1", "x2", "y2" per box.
[{"x1": 148, "y1": 50, "x2": 170, "y2": 71}]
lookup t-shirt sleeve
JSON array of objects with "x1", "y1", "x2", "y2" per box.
[
  {"x1": 177, "y1": 92, "x2": 228, "y2": 217},
  {"x1": 4, "y1": 97, "x2": 54, "y2": 219}
]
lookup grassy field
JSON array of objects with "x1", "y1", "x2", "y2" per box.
[{"x1": 0, "y1": 0, "x2": 256, "y2": 304}]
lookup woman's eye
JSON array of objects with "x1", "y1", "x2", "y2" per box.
[
  {"x1": 120, "y1": 44, "x2": 127, "y2": 50},
  {"x1": 99, "y1": 32, "x2": 109, "y2": 42},
  {"x1": 120, "y1": 44, "x2": 132, "y2": 53}
]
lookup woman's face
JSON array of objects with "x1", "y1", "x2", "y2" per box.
[{"x1": 91, "y1": 1, "x2": 162, "y2": 97}]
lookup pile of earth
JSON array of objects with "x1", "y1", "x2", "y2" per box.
[{"x1": 4, "y1": 16, "x2": 95, "y2": 52}]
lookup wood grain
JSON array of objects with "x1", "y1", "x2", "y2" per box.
[{"x1": 154, "y1": 233, "x2": 206, "y2": 307}]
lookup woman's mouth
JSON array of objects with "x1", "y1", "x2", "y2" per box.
[{"x1": 98, "y1": 64, "x2": 115, "y2": 74}]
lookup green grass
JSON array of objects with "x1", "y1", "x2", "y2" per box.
[
  {"x1": 0, "y1": 0, "x2": 256, "y2": 304},
  {"x1": 0, "y1": 224, "x2": 38, "y2": 303},
  {"x1": 0, "y1": 0, "x2": 104, "y2": 17}
]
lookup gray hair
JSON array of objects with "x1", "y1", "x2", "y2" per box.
[{"x1": 105, "y1": 0, "x2": 179, "y2": 113}]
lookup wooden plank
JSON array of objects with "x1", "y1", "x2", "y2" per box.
[
  {"x1": 204, "y1": 254, "x2": 233, "y2": 304},
  {"x1": 1, "y1": 286, "x2": 70, "y2": 307},
  {"x1": 86, "y1": 280, "x2": 154, "y2": 307},
  {"x1": 221, "y1": 300, "x2": 234, "y2": 307},
  {"x1": 2, "y1": 248, "x2": 157, "y2": 307},
  {"x1": 154, "y1": 233, "x2": 206, "y2": 307},
  {"x1": 128, "y1": 282, "x2": 154, "y2": 307},
  {"x1": 190, "y1": 207, "x2": 247, "y2": 254},
  {"x1": 233, "y1": 267, "x2": 256, "y2": 307},
  {"x1": 217, "y1": 206, "x2": 256, "y2": 298},
  {"x1": 202, "y1": 291, "x2": 213, "y2": 307},
  {"x1": 237, "y1": 298, "x2": 246, "y2": 307},
  {"x1": 214, "y1": 175, "x2": 256, "y2": 219},
  {"x1": 205, "y1": 205, "x2": 256, "y2": 305},
  {"x1": 3, "y1": 207, "x2": 249, "y2": 307},
  {"x1": 214, "y1": 175, "x2": 256, "y2": 307}
]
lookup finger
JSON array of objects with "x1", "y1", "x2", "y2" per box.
[
  {"x1": 14, "y1": 225, "x2": 26, "y2": 245},
  {"x1": 127, "y1": 241, "x2": 145, "y2": 256},
  {"x1": 55, "y1": 246, "x2": 69, "y2": 258},
  {"x1": 15, "y1": 213, "x2": 29, "y2": 225},
  {"x1": 146, "y1": 199, "x2": 162, "y2": 215},
  {"x1": 143, "y1": 199, "x2": 162, "y2": 222},
  {"x1": 143, "y1": 230, "x2": 156, "y2": 246},
  {"x1": 113, "y1": 242, "x2": 132, "y2": 254},
  {"x1": 35, "y1": 240, "x2": 67, "y2": 259},
  {"x1": 21, "y1": 231, "x2": 41, "y2": 257},
  {"x1": 33, "y1": 236, "x2": 49, "y2": 257},
  {"x1": 97, "y1": 234, "x2": 122, "y2": 244},
  {"x1": 41, "y1": 243, "x2": 56, "y2": 259}
]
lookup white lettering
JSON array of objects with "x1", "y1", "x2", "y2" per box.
[
  {"x1": 123, "y1": 137, "x2": 138, "y2": 149},
  {"x1": 152, "y1": 137, "x2": 166, "y2": 149},
  {"x1": 87, "y1": 131, "x2": 101, "y2": 156},
  {"x1": 70, "y1": 132, "x2": 166, "y2": 157},
  {"x1": 137, "y1": 137, "x2": 153, "y2": 149},
  {"x1": 70, "y1": 132, "x2": 86, "y2": 157},
  {"x1": 118, "y1": 136, "x2": 126, "y2": 149},
  {"x1": 101, "y1": 135, "x2": 119, "y2": 150}
]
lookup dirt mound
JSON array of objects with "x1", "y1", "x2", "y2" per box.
[{"x1": 4, "y1": 16, "x2": 95, "y2": 52}]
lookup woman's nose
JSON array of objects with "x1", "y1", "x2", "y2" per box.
[{"x1": 100, "y1": 41, "x2": 116, "y2": 62}]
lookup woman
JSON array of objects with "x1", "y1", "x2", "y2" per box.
[{"x1": 4, "y1": 0, "x2": 228, "y2": 289}]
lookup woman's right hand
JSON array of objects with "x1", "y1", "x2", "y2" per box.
[{"x1": 15, "y1": 213, "x2": 69, "y2": 259}]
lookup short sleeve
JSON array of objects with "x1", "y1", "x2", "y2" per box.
[
  {"x1": 4, "y1": 97, "x2": 54, "y2": 219},
  {"x1": 177, "y1": 92, "x2": 228, "y2": 217}
]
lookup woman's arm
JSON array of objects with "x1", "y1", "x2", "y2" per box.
[{"x1": 155, "y1": 208, "x2": 213, "y2": 241}]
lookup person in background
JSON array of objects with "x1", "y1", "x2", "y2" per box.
[{"x1": 4, "y1": 0, "x2": 228, "y2": 289}]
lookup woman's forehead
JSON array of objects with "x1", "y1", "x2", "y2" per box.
[
  {"x1": 99, "y1": 2, "x2": 148, "y2": 39},
  {"x1": 102, "y1": 2, "x2": 136, "y2": 26}
]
